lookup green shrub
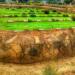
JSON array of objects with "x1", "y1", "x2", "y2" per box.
[
  {"x1": 30, "y1": 10, "x2": 34, "y2": 12},
  {"x1": 28, "y1": 19, "x2": 33, "y2": 22},
  {"x1": 52, "y1": 10, "x2": 57, "y2": 12},
  {"x1": 14, "y1": 14, "x2": 18, "y2": 17},
  {"x1": 43, "y1": 66, "x2": 57, "y2": 75},
  {"x1": 71, "y1": 16, "x2": 75, "y2": 21},
  {"x1": 43, "y1": 10, "x2": 49, "y2": 14},
  {"x1": 51, "y1": 19, "x2": 59, "y2": 22},
  {"x1": 22, "y1": 13, "x2": 27, "y2": 17},
  {"x1": 57, "y1": 12, "x2": 61, "y2": 14},
  {"x1": 63, "y1": 14, "x2": 69, "y2": 17},
  {"x1": 11, "y1": 8, "x2": 16, "y2": 10},
  {"x1": 30, "y1": 14, "x2": 36, "y2": 17},
  {"x1": 43, "y1": 66, "x2": 56, "y2": 75},
  {"x1": 8, "y1": 15, "x2": 13, "y2": 17},
  {"x1": 6, "y1": 7, "x2": 10, "y2": 9}
]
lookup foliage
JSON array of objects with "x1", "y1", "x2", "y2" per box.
[
  {"x1": 0, "y1": 8, "x2": 74, "y2": 30},
  {"x1": 14, "y1": 14, "x2": 18, "y2": 17},
  {"x1": 44, "y1": 10, "x2": 49, "y2": 14},
  {"x1": 63, "y1": 14, "x2": 69, "y2": 17},
  {"x1": 71, "y1": 16, "x2": 75, "y2": 21},
  {"x1": 43, "y1": 66, "x2": 57, "y2": 75},
  {"x1": 64, "y1": 0, "x2": 73, "y2": 4},
  {"x1": 30, "y1": 14, "x2": 36, "y2": 17},
  {"x1": 52, "y1": 10, "x2": 57, "y2": 12},
  {"x1": 22, "y1": 13, "x2": 27, "y2": 17},
  {"x1": 28, "y1": 19, "x2": 33, "y2": 22}
]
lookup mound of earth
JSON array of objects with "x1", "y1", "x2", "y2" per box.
[{"x1": 0, "y1": 29, "x2": 75, "y2": 64}]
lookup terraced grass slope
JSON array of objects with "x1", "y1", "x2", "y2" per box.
[{"x1": 0, "y1": 7, "x2": 75, "y2": 31}]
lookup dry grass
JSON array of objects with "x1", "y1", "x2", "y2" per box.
[{"x1": 0, "y1": 57, "x2": 75, "y2": 75}]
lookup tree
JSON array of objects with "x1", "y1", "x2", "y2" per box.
[
  {"x1": 18, "y1": 0, "x2": 29, "y2": 3},
  {"x1": 64, "y1": 0, "x2": 73, "y2": 4},
  {"x1": 16, "y1": 0, "x2": 18, "y2": 3},
  {"x1": 48, "y1": 0, "x2": 55, "y2": 4}
]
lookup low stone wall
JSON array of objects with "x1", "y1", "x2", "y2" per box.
[{"x1": 0, "y1": 29, "x2": 75, "y2": 64}]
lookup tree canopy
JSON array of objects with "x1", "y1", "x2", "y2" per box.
[{"x1": 64, "y1": 0, "x2": 73, "y2": 4}]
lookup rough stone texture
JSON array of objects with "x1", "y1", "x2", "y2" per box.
[{"x1": 0, "y1": 29, "x2": 75, "y2": 64}]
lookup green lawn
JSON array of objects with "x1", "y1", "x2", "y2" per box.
[
  {"x1": 0, "y1": 7, "x2": 75, "y2": 31},
  {"x1": 0, "y1": 17, "x2": 71, "y2": 22},
  {"x1": 0, "y1": 21, "x2": 75, "y2": 31}
]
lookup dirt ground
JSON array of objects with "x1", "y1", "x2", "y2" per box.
[
  {"x1": 0, "y1": 57, "x2": 75, "y2": 75},
  {"x1": 0, "y1": 4, "x2": 75, "y2": 13},
  {"x1": 0, "y1": 29, "x2": 75, "y2": 75}
]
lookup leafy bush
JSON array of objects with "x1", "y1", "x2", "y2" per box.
[
  {"x1": 57, "y1": 12, "x2": 61, "y2": 14},
  {"x1": 43, "y1": 10, "x2": 49, "y2": 14},
  {"x1": 6, "y1": 8, "x2": 10, "y2": 9},
  {"x1": 43, "y1": 66, "x2": 57, "y2": 75},
  {"x1": 30, "y1": 10, "x2": 34, "y2": 12},
  {"x1": 52, "y1": 10, "x2": 57, "y2": 12},
  {"x1": 11, "y1": 8, "x2": 16, "y2": 11},
  {"x1": 28, "y1": 19, "x2": 33, "y2": 22},
  {"x1": 71, "y1": 16, "x2": 75, "y2": 21},
  {"x1": 51, "y1": 19, "x2": 59, "y2": 22},
  {"x1": 14, "y1": 14, "x2": 18, "y2": 17},
  {"x1": 8, "y1": 15, "x2": 13, "y2": 17},
  {"x1": 63, "y1": 14, "x2": 69, "y2": 17},
  {"x1": 22, "y1": 13, "x2": 27, "y2": 17},
  {"x1": 30, "y1": 14, "x2": 36, "y2": 17}
]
